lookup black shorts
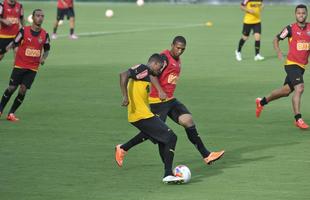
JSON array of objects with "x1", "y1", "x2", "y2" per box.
[
  {"x1": 57, "y1": 7, "x2": 75, "y2": 20},
  {"x1": 9, "y1": 68, "x2": 37, "y2": 89},
  {"x1": 283, "y1": 65, "x2": 305, "y2": 91},
  {"x1": 0, "y1": 38, "x2": 13, "y2": 54},
  {"x1": 131, "y1": 116, "x2": 175, "y2": 144},
  {"x1": 242, "y1": 23, "x2": 261, "y2": 36},
  {"x1": 150, "y1": 98, "x2": 191, "y2": 124}
]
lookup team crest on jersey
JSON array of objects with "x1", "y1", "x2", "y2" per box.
[
  {"x1": 15, "y1": 8, "x2": 19, "y2": 13},
  {"x1": 38, "y1": 37, "x2": 43, "y2": 44},
  {"x1": 307, "y1": 31, "x2": 310, "y2": 36}
]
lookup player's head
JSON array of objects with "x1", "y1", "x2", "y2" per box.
[
  {"x1": 295, "y1": 4, "x2": 307, "y2": 23},
  {"x1": 7, "y1": 0, "x2": 16, "y2": 5},
  {"x1": 170, "y1": 36, "x2": 186, "y2": 59},
  {"x1": 32, "y1": 9, "x2": 44, "y2": 27},
  {"x1": 147, "y1": 53, "x2": 165, "y2": 76}
]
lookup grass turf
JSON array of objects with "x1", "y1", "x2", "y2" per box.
[{"x1": 0, "y1": 2, "x2": 309, "y2": 200}]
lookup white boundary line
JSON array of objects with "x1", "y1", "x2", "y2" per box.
[{"x1": 56, "y1": 23, "x2": 203, "y2": 38}]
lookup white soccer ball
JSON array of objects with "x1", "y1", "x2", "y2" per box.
[
  {"x1": 105, "y1": 9, "x2": 114, "y2": 18},
  {"x1": 58, "y1": 20, "x2": 64, "y2": 25},
  {"x1": 174, "y1": 165, "x2": 191, "y2": 183},
  {"x1": 136, "y1": 0, "x2": 144, "y2": 7},
  {"x1": 27, "y1": 14, "x2": 33, "y2": 23}
]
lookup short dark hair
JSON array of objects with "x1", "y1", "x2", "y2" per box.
[
  {"x1": 148, "y1": 53, "x2": 164, "y2": 65},
  {"x1": 172, "y1": 36, "x2": 186, "y2": 45},
  {"x1": 32, "y1": 8, "x2": 43, "y2": 16},
  {"x1": 295, "y1": 4, "x2": 307, "y2": 12}
]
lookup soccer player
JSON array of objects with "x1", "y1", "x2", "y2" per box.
[
  {"x1": 52, "y1": 0, "x2": 77, "y2": 40},
  {"x1": 117, "y1": 53, "x2": 184, "y2": 184},
  {"x1": 235, "y1": 0, "x2": 264, "y2": 61},
  {"x1": 115, "y1": 36, "x2": 224, "y2": 168},
  {"x1": 0, "y1": 9, "x2": 50, "y2": 121},
  {"x1": 256, "y1": 4, "x2": 310, "y2": 129},
  {"x1": 0, "y1": 0, "x2": 24, "y2": 61}
]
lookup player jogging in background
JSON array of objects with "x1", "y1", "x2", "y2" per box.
[
  {"x1": 0, "y1": 9, "x2": 50, "y2": 121},
  {"x1": 117, "y1": 53, "x2": 184, "y2": 184},
  {"x1": 52, "y1": 0, "x2": 78, "y2": 40},
  {"x1": 235, "y1": 0, "x2": 264, "y2": 61},
  {"x1": 0, "y1": 0, "x2": 24, "y2": 61},
  {"x1": 115, "y1": 36, "x2": 224, "y2": 167},
  {"x1": 256, "y1": 4, "x2": 310, "y2": 129}
]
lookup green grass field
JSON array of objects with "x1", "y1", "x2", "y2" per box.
[{"x1": 0, "y1": 2, "x2": 310, "y2": 200}]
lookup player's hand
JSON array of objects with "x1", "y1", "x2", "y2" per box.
[
  {"x1": 40, "y1": 59, "x2": 45, "y2": 65},
  {"x1": 247, "y1": 9, "x2": 255, "y2": 14},
  {"x1": 121, "y1": 96, "x2": 129, "y2": 107},
  {"x1": 2, "y1": 19, "x2": 12, "y2": 26},
  {"x1": 277, "y1": 51, "x2": 283, "y2": 60},
  {"x1": 158, "y1": 90, "x2": 167, "y2": 101}
]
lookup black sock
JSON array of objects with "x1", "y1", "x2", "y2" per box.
[
  {"x1": 0, "y1": 89, "x2": 14, "y2": 112},
  {"x1": 158, "y1": 143, "x2": 165, "y2": 164},
  {"x1": 255, "y1": 40, "x2": 260, "y2": 55},
  {"x1": 53, "y1": 27, "x2": 57, "y2": 34},
  {"x1": 70, "y1": 28, "x2": 74, "y2": 35},
  {"x1": 163, "y1": 133, "x2": 177, "y2": 177},
  {"x1": 185, "y1": 126, "x2": 210, "y2": 158},
  {"x1": 8, "y1": 93, "x2": 25, "y2": 114},
  {"x1": 295, "y1": 114, "x2": 302, "y2": 121},
  {"x1": 121, "y1": 132, "x2": 146, "y2": 151},
  {"x1": 260, "y1": 97, "x2": 268, "y2": 106},
  {"x1": 237, "y1": 38, "x2": 246, "y2": 52}
]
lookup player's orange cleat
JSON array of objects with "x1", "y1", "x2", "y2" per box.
[
  {"x1": 295, "y1": 118, "x2": 309, "y2": 129},
  {"x1": 7, "y1": 113, "x2": 19, "y2": 122},
  {"x1": 115, "y1": 144, "x2": 127, "y2": 167},
  {"x1": 204, "y1": 150, "x2": 225, "y2": 165},
  {"x1": 256, "y1": 98, "x2": 264, "y2": 118}
]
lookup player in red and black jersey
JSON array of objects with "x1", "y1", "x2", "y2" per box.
[
  {"x1": 0, "y1": 9, "x2": 50, "y2": 121},
  {"x1": 0, "y1": 0, "x2": 24, "y2": 61},
  {"x1": 256, "y1": 4, "x2": 310, "y2": 129},
  {"x1": 115, "y1": 36, "x2": 225, "y2": 167},
  {"x1": 52, "y1": 0, "x2": 78, "y2": 40}
]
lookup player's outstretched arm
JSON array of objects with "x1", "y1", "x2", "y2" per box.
[
  {"x1": 150, "y1": 75, "x2": 167, "y2": 101},
  {"x1": 119, "y1": 71, "x2": 129, "y2": 107},
  {"x1": 273, "y1": 37, "x2": 283, "y2": 60}
]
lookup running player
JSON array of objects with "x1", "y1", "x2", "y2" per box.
[
  {"x1": 0, "y1": 0, "x2": 24, "y2": 61},
  {"x1": 235, "y1": 0, "x2": 264, "y2": 61},
  {"x1": 0, "y1": 9, "x2": 50, "y2": 121},
  {"x1": 117, "y1": 53, "x2": 184, "y2": 184},
  {"x1": 52, "y1": 0, "x2": 78, "y2": 39},
  {"x1": 256, "y1": 4, "x2": 310, "y2": 129},
  {"x1": 115, "y1": 36, "x2": 224, "y2": 167}
]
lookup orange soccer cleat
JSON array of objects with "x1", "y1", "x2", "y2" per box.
[
  {"x1": 256, "y1": 98, "x2": 264, "y2": 118},
  {"x1": 204, "y1": 150, "x2": 225, "y2": 165},
  {"x1": 7, "y1": 113, "x2": 19, "y2": 122},
  {"x1": 115, "y1": 144, "x2": 127, "y2": 167},
  {"x1": 295, "y1": 118, "x2": 309, "y2": 129}
]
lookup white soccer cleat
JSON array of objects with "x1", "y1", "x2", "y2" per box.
[
  {"x1": 69, "y1": 34, "x2": 79, "y2": 40},
  {"x1": 235, "y1": 50, "x2": 242, "y2": 61},
  {"x1": 51, "y1": 33, "x2": 57, "y2": 40},
  {"x1": 162, "y1": 175, "x2": 184, "y2": 184},
  {"x1": 254, "y1": 54, "x2": 264, "y2": 61}
]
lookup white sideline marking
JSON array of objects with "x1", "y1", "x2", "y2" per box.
[{"x1": 57, "y1": 23, "x2": 203, "y2": 38}]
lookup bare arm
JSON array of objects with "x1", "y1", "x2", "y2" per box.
[
  {"x1": 40, "y1": 51, "x2": 49, "y2": 65},
  {"x1": 150, "y1": 75, "x2": 167, "y2": 101},
  {"x1": 120, "y1": 71, "x2": 129, "y2": 106},
  {"x1": 240, "y1": 5, "x2": 255, "y2": 14},
  {"x1": 273, "y1": 37, "x2": 283, "y2": 60}
]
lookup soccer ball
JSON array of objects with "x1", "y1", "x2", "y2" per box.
[
  {"x1": 27, "y1": 14, "x2": 33, "y2": 23},
  {"x1": 174, "y1": 165, "x2": 191, "y2": 183},
  {"x1": 105, "y1": 9, "x2": 114, "y2": 18},
  {"x1": 136, "y1": 0, "x2": 144, "y2": 6},
  {"x1": 58, "y1": 20, "x2": 64, "y2": 26}
]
